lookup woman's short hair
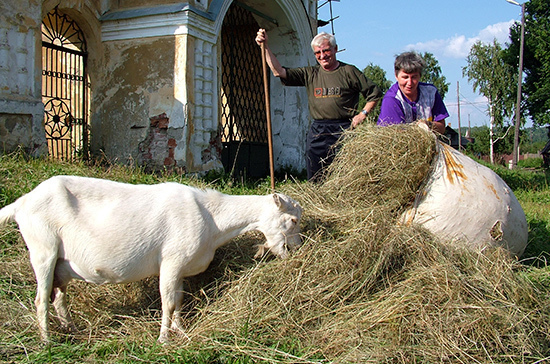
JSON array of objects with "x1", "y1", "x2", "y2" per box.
[
  {"x1": 311, "y1": 32, "x2": 337, "y2": 50},
  {"x1": 394, "y1": 51, "x2": 426, "y2": 76}
]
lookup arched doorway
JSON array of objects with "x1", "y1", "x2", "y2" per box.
[
  {"x1": 219, "y1": 3, "x2": 268, "y2": 178},
  {"x1": 41, "y1": 7, "x2": 90, "y2": 161}
]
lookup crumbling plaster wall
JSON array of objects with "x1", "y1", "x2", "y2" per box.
[
  {"x1": 97, "y1": 0, "x2": 316, "y2": 174},
  {"x1": 0, "y1": 0, "x2": 45, "y2": 155},
  {"x1": 0, "y1": 0, "x2": 106, "y2": 156},
  {"x1": 97, "y1": 3, "x2": 220, "y2": 173},
  {"x1": 267, "y1": 27, "x2": 312, "y2": 172},
  {"x1": 0, "y1": 0, "x2": 316, "y2": 175},
  {"x1": 92, "y1": 36, "x2": 185, "y2": 168},
  {"x1": 113, "y1": 0, "x2": 208, "y2": 11}
]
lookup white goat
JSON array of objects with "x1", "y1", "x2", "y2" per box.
[{"x1": 0, "y1": 175, "x2": 302, "y2": 343}]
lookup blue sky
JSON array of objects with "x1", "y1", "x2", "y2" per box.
[{"x1": 317, "y1": 0, "x2": 525, "y2": 128}]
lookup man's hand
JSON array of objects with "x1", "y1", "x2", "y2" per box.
[
  {"x1": 351, "y1": 112, "x2": 368, "y2": 128},
  {"x1": 255, "y1": 28, "x2": 267, "y2": 46},
  {"x1": 255, "y1": 28, "x2": 286, "y2": 79}
]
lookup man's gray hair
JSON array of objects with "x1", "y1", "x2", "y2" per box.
[
  {"x1": 394, "y1": 51, "x2": 426, "y2": 76},
  {"x1": 311, "y1": 32, "x2": 337, "y2": 50}
]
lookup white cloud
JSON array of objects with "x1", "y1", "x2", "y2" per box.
[
  {"x1": 478, "y1": 21, "x2": 515, "y2": 44},
  {"x1": 405, "y1": 20, "x2": 515, "y2": 59}
]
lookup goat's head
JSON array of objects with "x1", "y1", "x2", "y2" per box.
[{"x1": 257, "y1": 193, "x2": 302, "y2": 259}]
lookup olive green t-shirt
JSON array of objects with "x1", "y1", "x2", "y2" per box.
[{"x1": 282, "y1": 62, "x2": 382, "y2": 120}]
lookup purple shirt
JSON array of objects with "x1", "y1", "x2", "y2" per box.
[{"x1": 377, "y1": 82, "x2": 449, "y2": 126}]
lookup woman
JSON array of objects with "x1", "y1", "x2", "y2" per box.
[{"x1": 377, "y1": 51, "x2": 448, "y2": 134}]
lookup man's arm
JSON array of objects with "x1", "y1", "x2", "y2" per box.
[
  {"x1": 255, "y1": 28, "x2": 287, "y2": 79},
  {"x1": 351, "y1": 100, "x2": 378, "y2": 128}
]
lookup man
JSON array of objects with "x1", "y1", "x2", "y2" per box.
[
  {"x1": 377, "y1": 51, "x2": 448, "y2": 134},
  {"x1": 255, "y1": 29, "x2": 382, "y2": 181}
]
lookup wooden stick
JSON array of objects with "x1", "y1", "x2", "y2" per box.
[{"x1": 261, "y1": 42, "x2": 275, "y2": 192}]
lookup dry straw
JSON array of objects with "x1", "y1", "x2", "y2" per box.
[
  {"x1": 1, "y1": 125, "x2": 548, "y2": 362},
  {"x1": 183, "y1": 125, "x2": 549, "y2": 362}
]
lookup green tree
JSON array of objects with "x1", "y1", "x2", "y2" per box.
[
  {"x1": 359, "y1": 63, "x2": 392, "y2": 121},
  {"x1": 364, "y1": 63, "x2": 392, "y2": 93},
  {"x1": 463, "y1": 39, "x2": 517, "y2": 163},
  {"x1": 466, "y1": 125, "x2": 515, "y2": 164},
  {"x1": 420, "y1": 52, "x2": 449, "y2": 100},
  {"x1": 520, "y1": 126, "x2": 548, "y2": 153},
  {"x1": 504, "y1": 0, "x2": 550, "y2": 126},
  {"x1": 465, "y1": 126, "x2": 490, "y2": 157}
]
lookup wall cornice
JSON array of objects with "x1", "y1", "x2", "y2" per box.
[{"x1": 100, "y1": 4, "x2": 216, "y2": 42}]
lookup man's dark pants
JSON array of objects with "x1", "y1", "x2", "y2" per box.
[{"x1": 306, "y1": 119, "x2": 350, "y2": 181}]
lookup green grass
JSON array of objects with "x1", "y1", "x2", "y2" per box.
[
  {"x1": 478, "y1": 159, "x2": 550, "y2": 264},
  {"x1": 0, "y1": 152, "x2": 305, "y2": 363},
  {"x1": 1, "y1": 151, "x2": 550, "y2": 363},
  {"x1": 518, "y1": 157, "x2": 545, "y2": 169},
  {"x1": 19, "y1": 340, "x2": 260, "y2": 364}
]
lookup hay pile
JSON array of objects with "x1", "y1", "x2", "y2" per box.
[
  {"x1": 184, "y1": 125, "x2": 549, "y2": 362},
  {"x1": 1, "y1": 126, "x2": 548, "y2": 362}
]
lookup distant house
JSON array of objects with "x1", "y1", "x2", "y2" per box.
[{"x1": 443, "y1": 126, "x2": 473, "y2": 150}]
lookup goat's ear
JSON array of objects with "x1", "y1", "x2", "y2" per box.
[{"x1": 273, "y1": 193, "x2": 283, "y2": 209}]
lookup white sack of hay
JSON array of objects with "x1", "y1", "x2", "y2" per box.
[{"x1": 402, "y1": 138, "x2": 528, "y2": 257}]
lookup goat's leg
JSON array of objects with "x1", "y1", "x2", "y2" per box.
[
  {"x1": 20, "y1": 223, "x2": 59, "y2": 343},
  {"x1": 169, "y1": 286, "x2": 187, "y2": 338},
  {"x1": 158, "y1": 270, "x2": 184, "y2": 343},
  {"x1": 52, "y1": 285, "x2": 76, "y2": 333},
  {"x1": 29, "y1": 253, "x2": 57, "y2": 343},
  {"x1": 254, "y1": 243, "x2": 266, "y2": 259}
]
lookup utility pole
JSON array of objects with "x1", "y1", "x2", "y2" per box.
[
  {"x1": 507, "y1": 0, "x2": 525, "y2": 169},
  {"x1": 457, "y1": 81, "x2": 462, "y2": 151}
]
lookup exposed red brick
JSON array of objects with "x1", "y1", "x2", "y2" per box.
[{"x1": 150, "y1": 113, "x2": 169, "y2": 129}]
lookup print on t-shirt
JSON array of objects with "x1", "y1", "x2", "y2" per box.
[{"x1": 314, "y1": 87, "x2": 341, "y2": 98}]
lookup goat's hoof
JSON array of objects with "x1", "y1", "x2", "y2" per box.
[
  {"x1": 173, "y1": 330, "x2": 190, "y2": 341},
  {"x1": 253, "y1": 248, "x2": 265, "y2": 259},
  {"x1": 60, "y1": 324, "x2": 77, "y2": 334},
  {"x1": 157, "y1": 336, "x2": 170, "y2": 345},
  {"x1": 40, "y1": 337, "x2": 52, "y2": 347}
]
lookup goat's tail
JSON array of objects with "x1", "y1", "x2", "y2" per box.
[{"x1": 0, "y1": 201, "x2": 17, "y2": 228}]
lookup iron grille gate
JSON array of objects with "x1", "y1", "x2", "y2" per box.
[
  {"x1": 220, "y1": 4, "x2": 269, "y2": 178},
  {"x1": 41, "y1": 8, "x2": 89, "y2": 161}
]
